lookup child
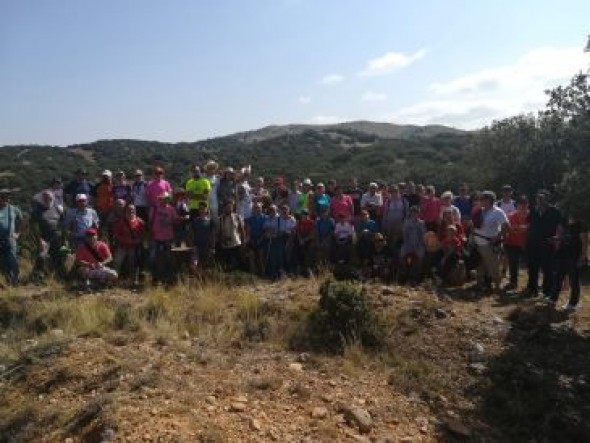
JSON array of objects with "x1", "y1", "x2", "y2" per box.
[
  {"x1": 438, "y1": 224, "x2": 465, "y2": 285},
  {"x1": 333, "y1": 213, "x2": 354, "y2": 264},
  {"x1": 190, "y1": 203, "x2": 216, "y2": 271}
]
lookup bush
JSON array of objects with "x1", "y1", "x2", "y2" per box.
[{"x1": 292, "y1": 280, "x2": 383, "y2": 353}]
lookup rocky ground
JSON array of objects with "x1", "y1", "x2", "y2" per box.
[{"x1": 1, "y1": 274, "x2": 589, "y2": 442}]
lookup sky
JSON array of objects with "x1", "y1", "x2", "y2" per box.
[{"x1": 1, "y1": 0, "x2": 589, "y2": 146}]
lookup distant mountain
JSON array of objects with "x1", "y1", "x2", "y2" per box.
[{"x1": 231, "y1": 120, "x2": 466, "y2": 144}]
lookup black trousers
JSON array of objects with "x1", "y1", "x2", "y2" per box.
[
  {"x1": 505, "y1": 244, "x2": 526, "y2": 286},
  {"x1": 526, "y1": 242, "x2": 554, "y2": 294}
]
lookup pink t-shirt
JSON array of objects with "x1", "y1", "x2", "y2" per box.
[
  {"x1": 146, "y1": 179, "x2": 172, "y2": 208},
  {"x1": 150, "y1": 205, "x2": 177, "y2": 241},
  {"x1": 420, "y1": 196, "x2": 441, "y2": 223},
  {"x1": 330, "y1": 195, "x2": 353, "y2": 220}
]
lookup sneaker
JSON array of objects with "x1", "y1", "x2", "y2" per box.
[{"x1": 562, "y1": 303, "x2": 578, "y2": 312}]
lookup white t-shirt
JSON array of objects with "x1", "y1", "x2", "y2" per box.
[
  {"x1": 361, "y1": 192, "x2": 383, "y2": 208},
  {"x1": 497, "y1": 199, "x2": 516, "y2": 216},
  {"x1": 474, "y1": 206, "x2": 508, "y2": 246},
  {"x1": 334, "y1": 221, "x2": 354, "y2": 241}
]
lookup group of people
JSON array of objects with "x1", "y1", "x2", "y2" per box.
[{"x1": 0, "y1": 161, "x2": 586, "y2": 311}]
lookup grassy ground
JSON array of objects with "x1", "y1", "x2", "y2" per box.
[{"x1": 1, "y1": 271, "x2": 589, "y2": 442}]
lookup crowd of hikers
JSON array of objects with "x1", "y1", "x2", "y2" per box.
[{"x1": 0, "y1": 160, "x2": 587, "y2": 311}]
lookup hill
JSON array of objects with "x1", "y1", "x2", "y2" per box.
[
  {"x1": 0, "y1": 122, "x2": 473, "y2": 208},
  {"x1": 231, "y1": 121, "x2": 465, "y2": 144}
]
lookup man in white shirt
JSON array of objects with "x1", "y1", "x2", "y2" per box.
[
  {"x1": 473, "y1": 191, "x2": 509, "y2": 290},
  {"x1": 497, "y1": 185, "x2": 516, "y2": 215}
]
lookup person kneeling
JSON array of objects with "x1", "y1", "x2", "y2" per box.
[{"x1": 75, "y1": 228, "x2": 118, "y2": 290}]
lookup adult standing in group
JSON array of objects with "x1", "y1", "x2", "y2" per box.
[
  {"x1": 185, "y1": 166, "x2": 211, "y2": 218},
  {"x1": 502, "y1": 196, "x2": 529, "y2": 290},
  {"x1": 329, "y1": 185, "x2": 354, "y2": 222},
  {"x1": 382, "y1": 185, "x2": 409, "y2": 246},
  {"x1": 497, "y1": 185, "x2": 516, "y2": 215},
  {"x1": 524, "y1": 190, "x2": 562, "y2": 297},
  {"x1": 0, "y1": 189, "x2": 23, "y2": 286},
  {"x1": 93, "y1": 170, "x2": 114, "y2": 227},
  {"x1": 131, "y1": 169, "x2": 149, "y2": 222},
  {"x1": 112, "y1": 171, "x2": 132, "y2": 203},
  {"x1": 64, "y1": 169, "x2": 93, "y2": 207},
  {"x1": 344, "y1": 178, "x2": 364, "y2": 223},
  {"x1": 217, "y1": 168, "x2": 237, "y2": 208},
  {"x1": 420, "y1": 186, "x2": 441, "y2": 232},
  {"x1": 31, "y1": 190, "x2": 64, "y2": 278},
  {"x1": 236, "y1": 167, "x2": 253, "y2": 220},
  {"x1": 361, "y1": 182, "x2": 383, "y2": 226},
  {"x1": 146, "y1": 166, "x2": 173, "y2": 215},
  {"x1": 310, "y1": 183, "x2": 331, "y2": 219},
  {"x1": 472, "y1": 191, "x2": 509, "y2": 291},
  {"x1": 204, "y1": 161, "x2": 220, "y2": 221},
  {"x1": 63, "y1": 194, "x2": 99, "y2": 247},
  {"x1": 453, "y1": 183, "x2": 472, "y2": 229}
]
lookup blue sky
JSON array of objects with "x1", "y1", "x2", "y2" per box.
[{"x1": 1, "y1": 0, "x2": 589, "y2": 146}]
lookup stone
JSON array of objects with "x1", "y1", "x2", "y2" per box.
[
  {"x1": 234, "y1": 395, "x2": 248, "y2": 403},
  {"x1": 340, "y1": 405, "x2": 373, "y2": 434},
  {"x1": 289, "y1": 363, "x2": 304, "y2": 372},
  {"x1": 469, "y1": 343, "x2": 485, "y2": 362},
  {"x1": 445, "y1": 417, "x2": 472, "y2": 438},
  {"x1": 205, "y1": 395, "x2": 216, "y2": 405},
  {"x1": 381, "y1": 286, "x2": 395, "y2": 295},
  {"x1": 229, "y1": 402, "x2": 247, "y2": 413},
  {"x1": 311, "y1": 406, "x2": 329, "y2": 419},
  {"x1": 468, "y1": 363, "x2": 487, "y2": 374},
  {"x1": 250, "y1": 418, "x2": 262, "y2": 431},
  {"x1": 297, "y1": 353, "x2": 310, "y2": 363},
  {"x1": 492, "y1": 316, "x2": 504, "y2": 325},
  {"x1": 399, "y1": 437, "x2": 414, "y2": 443},
  {"x1": 434, "y1": 308, "x2": 448, "y2": 319},
  {"x1": 50, "y1": 329, "x2": 64, "y2": 337}
]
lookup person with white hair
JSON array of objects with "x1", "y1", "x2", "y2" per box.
[{"x1": 439, "y1": 191, "x2": 461, "y2": 224}]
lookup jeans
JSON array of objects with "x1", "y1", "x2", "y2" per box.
[{"x1": 0, "y1": 238, "x2": 19, "y2": 285}]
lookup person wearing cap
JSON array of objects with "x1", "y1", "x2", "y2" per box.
[
  {"x1": 204, "y1": 160, "x2": 220, "y2": 221},
  {"x1": 472, "y1": 191, "x2": 509, "y2": 291},
  {"x1": 146, "y1": 166, "x2": 172, "y2": 210},
  {"x1": 131, "y1": 169, "x2": 149, "y2": 222},
  {"x1": 149, "y1": 191, "x2": 179, "y2": 284},
  {"x1": 361, "y1": 182, "x2": 383, "y2": 227},
  {"x1": 295, "y1": 179, "x2": 312, "y2": 218},
  {"x1": 185, "y1": 166, "x2": 211, "y2": 217},
  {"x1": 0, "y1": 189, "x2": 23, "y2": 285},
  {"x1": 64, "y1": 169, "x2": 94, "y2": 207},
  {"x1": 524, "y1": 190, "x2": 563, "y2": 298},
  {"x1": 113, "y1": 171, "x2": 132, "y2": 203},
  {"x1": 112, "y1": 204, "x2": 145, "y2": 286},
  {"x1": 93, "y1": 170, "x2": 114, "y2": 227},
  {"x1": 62, "y1": 194, "x2": 99, "y2": 247},
  {"x1": 74, "y1": 227, "x2": 117, "y2": 286},
  {"x1": 497, "y1": 185, "x2": 516, "y2": 215}
]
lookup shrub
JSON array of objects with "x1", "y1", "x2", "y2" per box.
[{"x1": 292, "y1": 280, "x2": 383, "y2": 353}]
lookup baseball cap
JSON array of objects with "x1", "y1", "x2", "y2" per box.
[
  {"x1": 102, "y1": 169, "x2": 112, "y2": 178},
  {"x1": 85, "y1": 227, "x2": 98, "y2": 236},
  {"x1": 302, "y1": 178, "x2": 313, "y2": 186},
  {"x1": 75, "y1": 193, "x2": 88, "y2": 201}
]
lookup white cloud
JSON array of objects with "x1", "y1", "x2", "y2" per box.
[
  {"x1": 361, "y1": 91, "x2": 388, "y2": 102},
  {"x1": 388, "y1": 46, "x2": 589, "y2": 129},
  {"x1": 359, "y1": 49, "x2": 426, "y2": 76},
  {"x1": 320, "y1": 73, "x2": 344, "y2": 85},
  {"x1": 298, "y1": 96, "x2": 311, "y2": 104}
]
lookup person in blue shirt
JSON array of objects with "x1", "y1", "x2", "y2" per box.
[
  {"x1": 245, "y1": 202, "x2": 267, "y2": 276},
  {"x1": 355, "y1": 209, "x2": 378, "y2": 265},
  {"x1": 0, "y1": 189, "x2": 23, "y2": 286},
  {"x1": 314, "y1": 207, "x2": 335, "y2": 266},
  {"x1": 311, "y1": 183, "x2": 330, "y2": 218}
]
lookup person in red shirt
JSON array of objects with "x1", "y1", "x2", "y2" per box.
[
  {"x1": 503, "y1": 196, "x2": 529, "y2": 290},
  {"x1": 112, "y1": 204, "x2": 145, "y2": 286},
  {"x1": 295, "y1": 209, "x2": 314, "y2": 275},
  {"x1": 420, "y1": 185, "x2": 441, "y2": 231},
  {"x1": 329, "y1": 185, "x2": 353, "y2": 222},
  {"x1": 75, "y1": 227, "x2": 118, "y2": 286}
]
